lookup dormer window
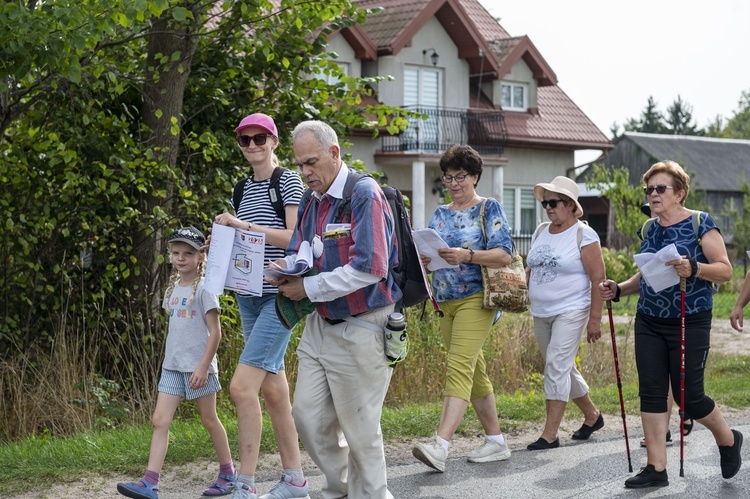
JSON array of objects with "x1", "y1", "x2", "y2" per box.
[{"x1": 501, "y1": 82, "x2": 528, "y2": 111}]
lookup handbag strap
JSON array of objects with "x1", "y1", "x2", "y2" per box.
[
  {"x1": 479, "y1": 198, "x2": 489, "y2": 246},
  {"x1": 479, "y1": 198, "x2": 516, "y2": 255}
]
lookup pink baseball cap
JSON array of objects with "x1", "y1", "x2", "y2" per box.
[{"x1": 234, "y1": 113, "x2": 278, "y2": 137}]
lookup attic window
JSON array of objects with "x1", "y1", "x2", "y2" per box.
[{"x1": 501, "y1": 82, "x2": 528, "y2": 111}]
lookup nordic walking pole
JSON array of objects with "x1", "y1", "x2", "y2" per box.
[
  {"x1": 607, "y1": 298, "x2": 633, "y2": 472},
  {"x1": 679, "y1": 276, "x2": 687, "y2": 477}
]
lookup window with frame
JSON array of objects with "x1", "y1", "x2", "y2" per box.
[
  {"x1": 503, "y1": 187, "x2": 536, "y2": 235},
  {"x1": 500, "y1": 82, "x2": 528, "y2": 111}
]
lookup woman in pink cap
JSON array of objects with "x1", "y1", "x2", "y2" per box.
[{"x1": 213, "y1": 114, "x2": 309, "y2": 499}]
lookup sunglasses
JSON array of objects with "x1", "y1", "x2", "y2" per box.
[
  {"x1": 237, "y1": 133, "x2": 270, "y2": 147},
  {"x1": 643, "y1": 185, "x2": 673, "y2": 195},
  {"x1": 541, "y1": 199, "x2": 566, "y2": 209}
]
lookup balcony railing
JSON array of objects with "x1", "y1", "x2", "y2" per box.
[{"x1": 381, "y1": 106, "x2": 507, "y2": 156}]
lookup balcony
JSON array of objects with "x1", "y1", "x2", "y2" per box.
[{"x1": 381, "y1": 106, "x2": 507, "y2": 156}]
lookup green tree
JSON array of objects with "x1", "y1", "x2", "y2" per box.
[
  {"x1": 624, "y1": 96, "x2": 667, "y2": 134},
  {"x1": 724, "y1": 89, "x2": 750, "y2": 139},
  {"x1": 585, "y1": 164, "x2": 647, "y2": 252},
  {"x1": 665, "y1": 95, "x2": 702, "y2": 135},
  {"x1": 0, "y1": 0, "x2": 410, "y2": 363}
]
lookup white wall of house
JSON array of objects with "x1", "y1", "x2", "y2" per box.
[
  {"x1": 373, "y1": 18, "x2": 469, "y2": 109},
  {"x1": 325, "y1": 33, "x2": 361, "y2": 77}
]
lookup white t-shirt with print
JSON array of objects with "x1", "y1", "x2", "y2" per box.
[
  {"x1": 161, "y1": 280, "x2": 221, "y2": 373},
  {"x1": 527, "y1": 222, "x2": 600, "y2": 318}
]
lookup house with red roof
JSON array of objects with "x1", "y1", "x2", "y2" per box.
[{"x1": 328, "y1": 0, "x2": 611, "y2": 245}]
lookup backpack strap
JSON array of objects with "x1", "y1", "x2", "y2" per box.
[
  {"x1": 232, "y1": 178, "x2": 248, "y2": 213},
  {"x1": 231, "y1": 167, "x2": 286, "y2": 219},
  {"x1": 533, "y1": 220, "x2": 585, "y2": 251},
  {"x1": 640, "y1": 211, "x2": 703, "y2": 244},
  {"x1": 268, "y1": 167, "x2": 285, "y2": 220}
]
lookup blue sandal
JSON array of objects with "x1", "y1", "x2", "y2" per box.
[
  {"x1": 117, "y1": 479, "x2": 160, "y2": 499},
  {"x1": 203, "y1": 472, "x2": 237, "y2": 496}
]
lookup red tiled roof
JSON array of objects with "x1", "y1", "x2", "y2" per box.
[
  {"x1": 355, "y1": 0, "x2": 427, "y2": 49},
  {"x1": 503, "y1": 86, "x2": 611, "y2": 149},
  {"x1": 456, "y1": 0, "x2": 510, "y2": 41}
]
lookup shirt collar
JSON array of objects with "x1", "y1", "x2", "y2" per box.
[{"x1": 312, "y1": 161, "x2": 348, "y2": 200}]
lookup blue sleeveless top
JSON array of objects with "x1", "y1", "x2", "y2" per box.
[{"x1": 636, "y1": 212, "x2": 719, "y2": 318}]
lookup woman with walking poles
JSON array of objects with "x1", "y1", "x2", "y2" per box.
[
  {"x1": 599, "y1": 160, "x2": 743, "y2": 488},
  {"x1": 525, "y1": 176, "x2": 606, "y2": 451}
]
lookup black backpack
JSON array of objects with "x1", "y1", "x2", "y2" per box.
[
  {"x1": 232, "y1": 167, "x2": 285, "y2": 219},
  {"x1": 301, "y1": 170, "x2": 434, "y2": 312}
]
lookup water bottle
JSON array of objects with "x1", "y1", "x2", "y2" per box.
[{"x1": 384, "y1": 312, "x2": 408, "y2": 365}]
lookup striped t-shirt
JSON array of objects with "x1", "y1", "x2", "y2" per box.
[{"x1": 233, "y1": 168, "x2": 304, "y2": 295}]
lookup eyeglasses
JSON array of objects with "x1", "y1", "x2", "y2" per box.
[
  {"x1": 643, "y1": 185, "x2": 673, "y2": 195},
  {"x1": 541, "y1": 199, "x2": 566, "y2": 209},
  {"x1": 237, "y1": 133, "x2": 270, "y2": 147},
  {"x1": 442, "y1": 173, "x2": 469, "y2": 184}
]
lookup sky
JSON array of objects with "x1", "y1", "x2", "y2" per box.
[{"x1": 479, "y1": 0, "x2": 750, "y2": 165}]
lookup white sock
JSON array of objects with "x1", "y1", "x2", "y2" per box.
[
  {"x1": 486, "y1": 433, "x2": 505, "y2": 446},
  {"x1": 436, "y1": 435, "x2": 450, "y2": 453}
]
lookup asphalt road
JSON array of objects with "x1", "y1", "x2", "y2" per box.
[{"x1": 293, "y1": 420, "x2": 749, "y2": 498}]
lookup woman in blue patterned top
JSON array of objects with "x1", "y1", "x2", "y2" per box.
[
  {"x1": 412, "y1": 144, "x2": 514, "y2": 473},
  {"x1": 600, "y1": 160, "x2": 742, "y2": 489}
]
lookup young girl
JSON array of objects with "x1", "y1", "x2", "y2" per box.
[{"x1": 117, "y1": 226, "x2": 237, "y2": 499}]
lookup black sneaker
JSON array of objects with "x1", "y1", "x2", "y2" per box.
[
  {"x1": 719, "y1": 429, "x2": 743, "y2": 479},
  {"x1": 624, "y1": 464, "x2": 669, "y2": 489}
]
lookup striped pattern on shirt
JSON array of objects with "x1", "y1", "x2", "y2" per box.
[{"x1": 233, "y1": 168, "x2": 304, "y2": 295}]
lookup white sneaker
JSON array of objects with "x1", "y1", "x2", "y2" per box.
[
  {"x1": 466, "y1": 436, "x2": 512, "y2": 463},
  {"x1": 232, "y1": 481, "x2": 258, "y2": 499},
  {"x1": 258, "y1": 473, "x2": 310, "y2": 499},
  {"x1": 412, "y1": 438, "x2": 448, "y2": 472}
]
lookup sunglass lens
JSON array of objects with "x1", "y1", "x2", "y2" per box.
[{"x1": 237, "y1": 134, "x2": 268, "y2": 147}]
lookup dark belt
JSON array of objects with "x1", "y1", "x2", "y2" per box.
[{"x1": 324, "y1": 317, "x2": 346, "y2": 325}]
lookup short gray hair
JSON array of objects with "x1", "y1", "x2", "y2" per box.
[{"x1": 292, "y1": 120, "x2": 339, "y2": 148}]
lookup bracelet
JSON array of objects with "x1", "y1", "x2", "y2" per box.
[
  {"x1": 696, "y1": 262, "x2": 702, "y2": 278},
  {"x1": 247, "y1": 221, "x2": 252, "y2": 231},
  {"x1": 468, "y1": 248, "x2": 475, "y2": 263},
  {"x1": 688, "y1": 257, "x2": 698, "y2": 277},
  {"x1": 613, "y1": 283, "x2": 622, "y2": 302}
]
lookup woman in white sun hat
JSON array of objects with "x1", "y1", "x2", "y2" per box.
[{"x1": 525, "y1": 176, "x2": 606, "y2": 451}]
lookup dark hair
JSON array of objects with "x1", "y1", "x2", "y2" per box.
[{"x1": 439, "y1": 144, "x2": 483, "y2": 183}]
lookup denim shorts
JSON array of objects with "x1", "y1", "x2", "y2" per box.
[
  {"x1": 236, "y1": 293, "x2": 293, "y2": 374},
  {"x1": 158, "y1": 369, "x2": 221, "y2": 400}
]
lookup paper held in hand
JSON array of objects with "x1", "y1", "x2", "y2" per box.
[
  {"x1": 412, "y1": 228, "x2": 460, "y2": 271},
  {"x1": 204, "y1": 223, "x2": 266, "y2": 296},
  {"x1": 262, "y1": 240, "x2": 313, "y2": 280},
  {"x1": 633, "y1": 243, "x2": 681, "y2": 293}
]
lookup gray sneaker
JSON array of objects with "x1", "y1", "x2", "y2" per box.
[
  {"x1": 412, "y1": 438, "x2": 448, "y2": 472},
  {"x1": 467, "y1": 436, "x2": 512, "y2": 463},
  {"x1": 258, "y1": 474, "x2": 310, "y2": 499},
  {"x1": 231, "y1": 481, "x2": 258, "y2": 499}
]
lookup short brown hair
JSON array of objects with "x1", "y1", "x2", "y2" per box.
[
  {"x1": 642, "y1": 160, "x2": 690, "y2": 205},
  {"x1": 439, "y1": 144, "x2": 483, "y2": 183}
]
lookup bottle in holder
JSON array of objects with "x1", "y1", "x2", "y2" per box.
[{"x1": 384, "y1": 312, "x2": 408, "y2": 365}]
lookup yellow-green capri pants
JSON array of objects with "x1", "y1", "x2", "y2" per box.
[{"x1": 439, "y1": 291, "x2": 496, "y2": 401}]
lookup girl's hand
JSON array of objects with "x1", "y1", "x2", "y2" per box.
[{"x1": 189, "y1": 369, "x2": 208, "y2": 390}]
